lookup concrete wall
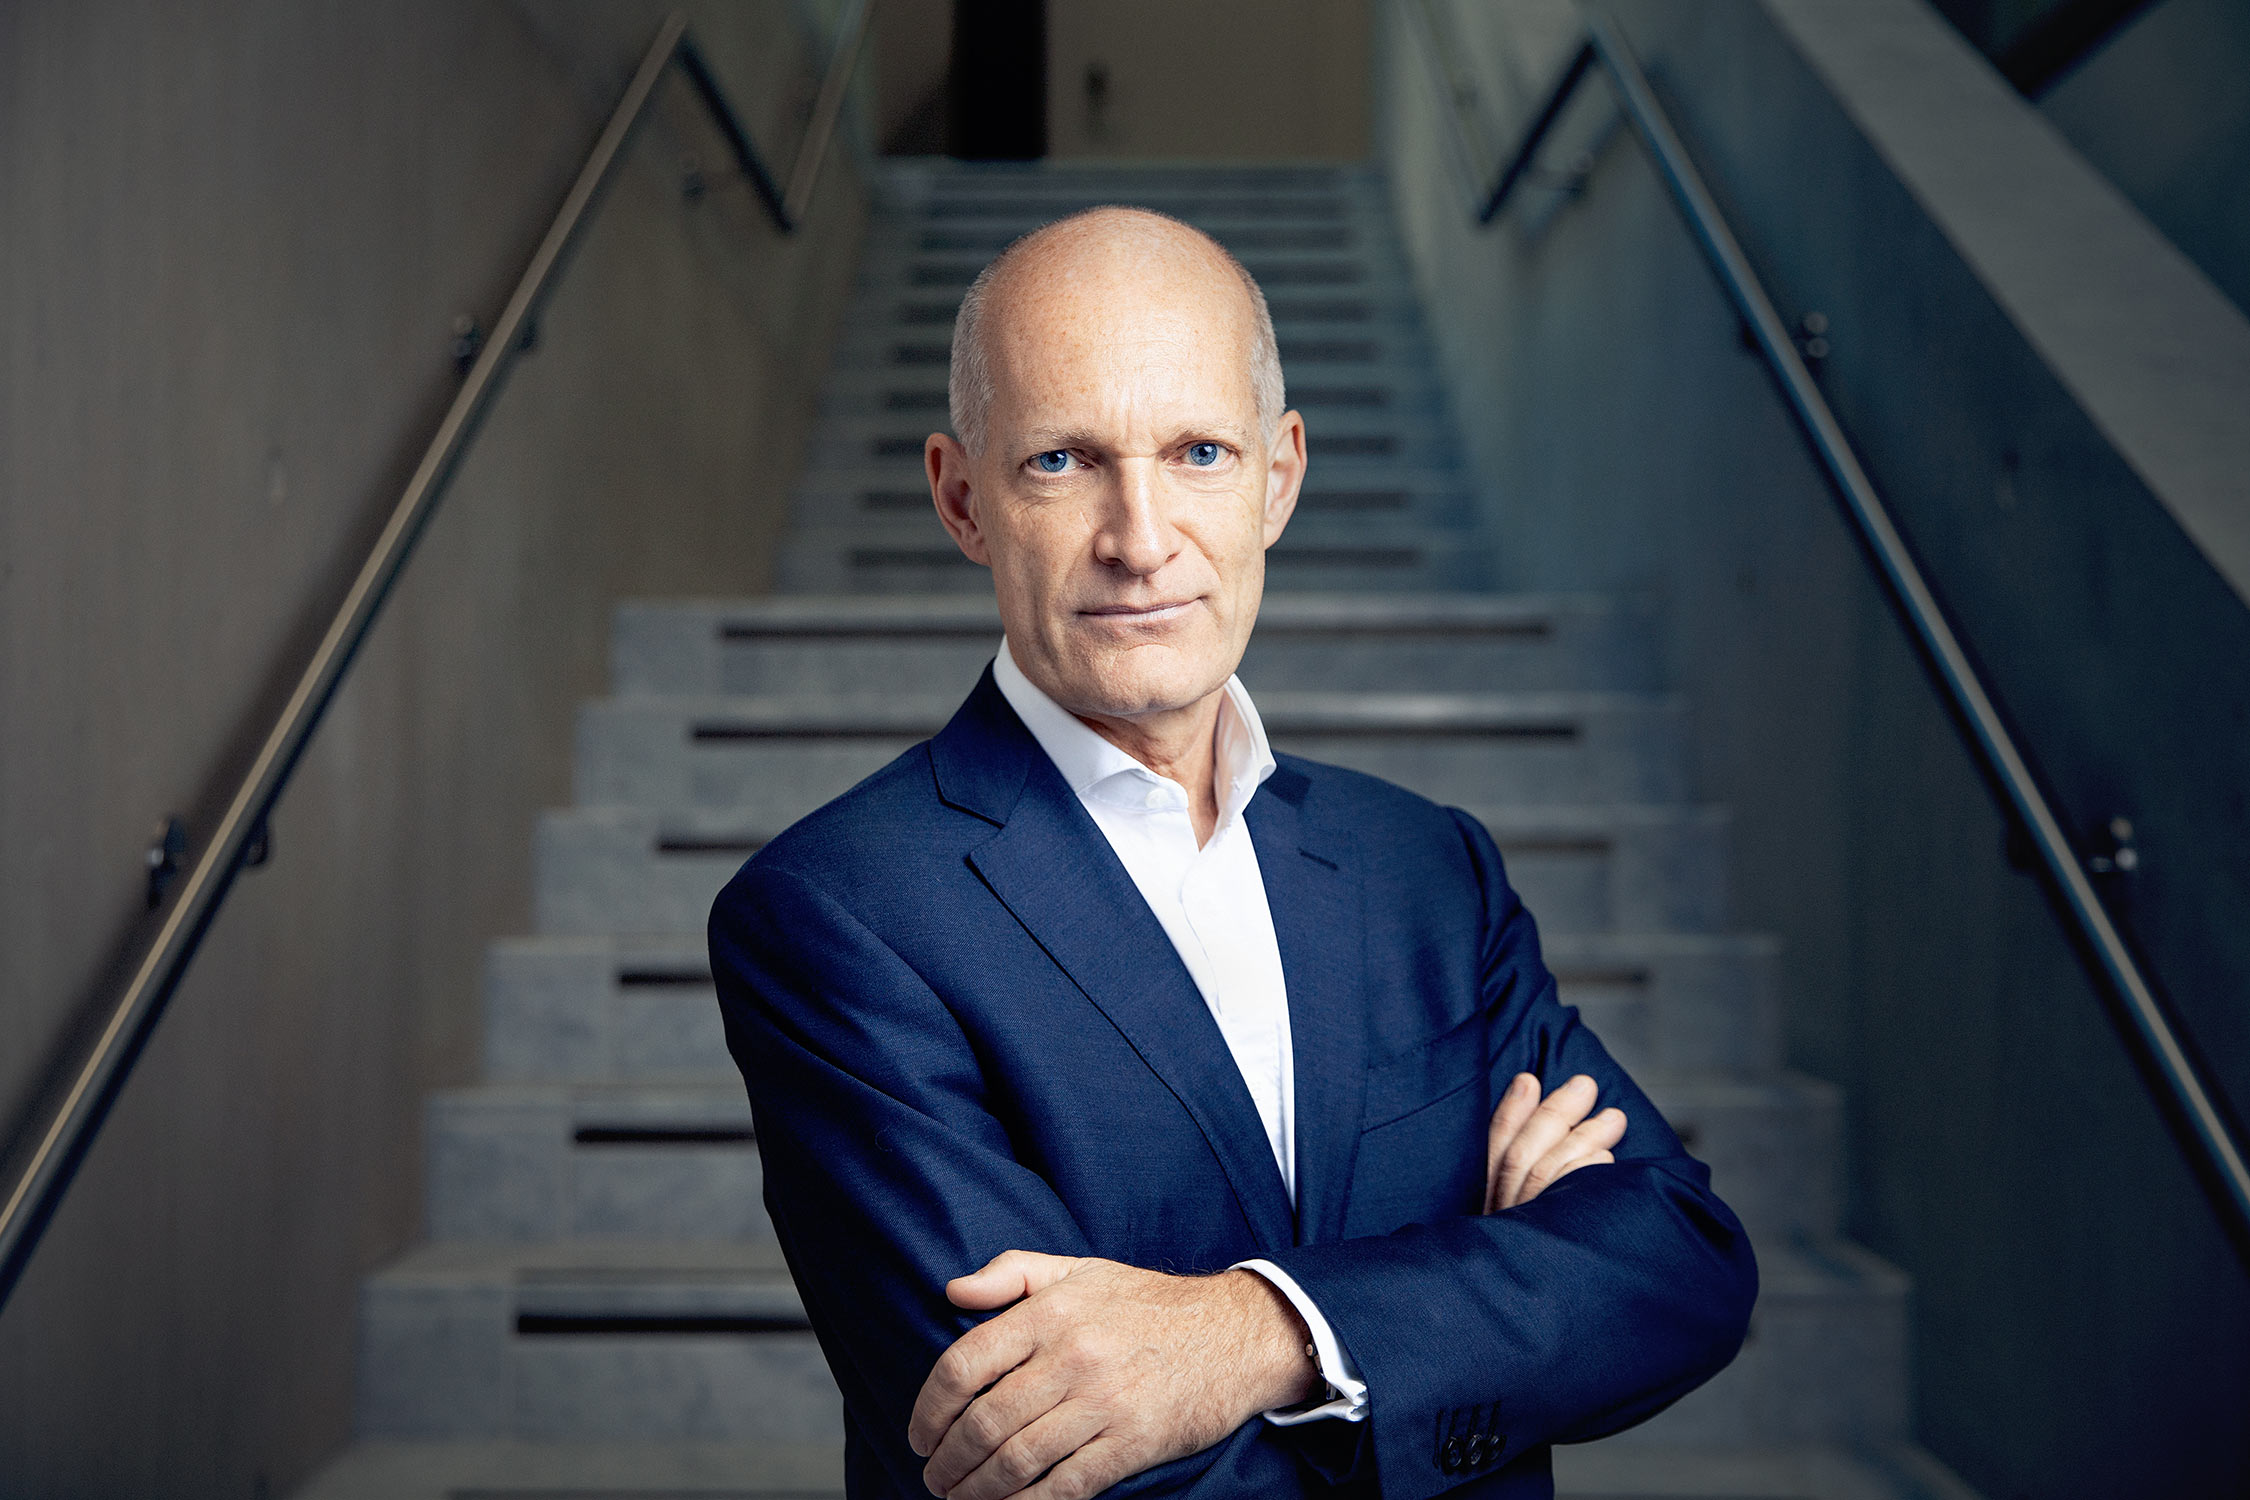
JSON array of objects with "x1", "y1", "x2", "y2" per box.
[
  {"x1": 1377, "y1": 0, "x2": 2250, "y2": 1494},
  {"x1": 0, "y1": 2, "x2": 865, "y2": 1493},
  {"x1": 2042, "y1": 0, "x2": 2250, "y2": 318},
  {"x1": 1044, "y1": 0, "x2": 1372, "y2": 161}
]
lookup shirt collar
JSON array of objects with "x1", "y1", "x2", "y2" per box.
[{"x1": 993, "y1": 638, "x2": 1276, "y2": 829}]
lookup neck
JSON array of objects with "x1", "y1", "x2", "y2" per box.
[{"x1": 1076, "y1": 689, "x2": 1226, "y2": 848}]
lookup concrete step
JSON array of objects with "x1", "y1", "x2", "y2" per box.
[
  {"x1": 484, "y1": 935, "x2": 725, "y2": 1083},
  {"x1": 529, "y1": 800, "x2": 1725, "y2": 944},
  {"x1": 424, "y1": 1082, "x2": 758, "y2": 1243},
  {"x1": 824, "y1": 304, "x2": 1439, "y2": 361},
  {"x1": 610, "y1": 593, "x2": 1658, "y2": 699},
  {"x1": 356, "y1": 1241, "x2": 837, "y2": 1443},
  {"x1": 776, "y1": 531, "x2": 1498, "y2": 595},
  {"x1": 1477, "y1": 803, "x2": 1729, "y2": 935},
  {"x1": 1643, "y1": 1071, "x2": 1843, "y2": 1239},
  {"x1": 1544, "y1": 931, "x2": 1779, "y2": 1074},
  {"x1": 787, "y1": 468, "x2": 1484, "y2": 532},
  {"x1": 815, "y1": 374, "x2": 1452, "y2": 423},
  {"x1": 1556, "y1": 1440, "x2": 1985, "y2": 1500},
  {"x1": 1615, "y1": 1237, "x2": 1910, "y2": 1450},
  {"x1": 289, "y1": 1438, "x2": 844, "y2": 1500},
  {"x1": 573, "y1": 691, "x2": 1687, "y2": 813},
  {"x1": 802, "y1": 407, "x2": 1465, "y2": 468}
]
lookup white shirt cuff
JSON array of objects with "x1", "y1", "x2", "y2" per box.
[{"x1": 1232, "y1": 1259, "x2": 1369, "y2": 1424}]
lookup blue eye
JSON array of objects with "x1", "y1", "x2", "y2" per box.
[
  {"x1": 1187, "y1": 442, "x2": 1222, "y2": 467},
  {"x1": 1032, "y1": 450, "x2": 1071, "y2": 474}
]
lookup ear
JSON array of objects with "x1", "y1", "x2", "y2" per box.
[
  {"x1": 1261, "y1": 410, "x2": 1307, "y2": 546},
  {"x1": 927, "y1": 434, "x2": 991, "y2": 566}
]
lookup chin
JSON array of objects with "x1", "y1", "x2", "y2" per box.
[{"x1": 1068, "y1": 642, "x2": 1234, "y2": 720}]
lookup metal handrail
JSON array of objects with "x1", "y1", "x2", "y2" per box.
[
  {"x1": 1405, "y1": 2, "x2": 2250, "y2": 1252},
  {"x1": 0, "y1": 4, "x2": 876, "y2": 1314}
]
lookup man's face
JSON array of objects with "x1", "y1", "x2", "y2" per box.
[{"x1": 927, "y1": 233, "x2": 1305, "y2": 722}]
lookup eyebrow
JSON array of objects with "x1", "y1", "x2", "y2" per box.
[{"x1": 1013, "y1": 422, "x2": 1255, "y2": 454}]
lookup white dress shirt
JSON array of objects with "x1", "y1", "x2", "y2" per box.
[{"x1": 994, "y1": 642, "x2": 1368, "y2": 1425}]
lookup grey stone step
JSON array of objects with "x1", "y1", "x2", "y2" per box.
[
  {"x1": 787, "y1": 469, "x2": 1483, "y2": 531},
  {"x1": 1476, "y1": 803, "x2": 1729, "y2": 934},
  {"x1": 356, "y1": 1241, "x2": 838, "y2": 1442},
  {"x1": 288, "y1": 1437, "x2": 844, "y2": 1500},
  {"x1": 1642, "y1": 1071, "x2": 1843, "y2": 1239},
  {"x1": 573, "y1": 691, "x2": 1687, "y2": 813},
  {"x1": 815, "y1": 375, "x2": 1451, "y2": 422},
  {"x1": 1615, "y1": 1237, "x2": 1910, "y2": 1450},
  {"x1": 1557, "y1": 1441, "x2": 1984, "y2": 1500},
  {"x1": 776, "y1": 533, "x2": 1498, "y2": 595},
  {"x1": 484, "y1": 935, "x2": 726, "y2": 1083},
  {"x1": 825, "y1": 305, "x2": 1439, "y2": 358},
  {"x1": 611, "y1": 593, "x2": 1657, "y2": 699},
  {"x1": 530, "y1": 803, "x2": 1727, "y2": 945},
  {"x1": 803, "y1": 407, "x2": 1464, "y2": 467},
  {"x1": 1544, "y1": 931, "x2": 1779, "y2": 1074},
  {"x1": 425, "y1": 1082, "x2": 758, "y2": 1243}
]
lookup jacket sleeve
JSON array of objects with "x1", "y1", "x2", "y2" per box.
[
  {"x1": 710, "y1": 859, "x2": 1323, "y2": 1498},
  {"x1": 1256, "y1": 809, "x2": 1759, "y2": 1500}
]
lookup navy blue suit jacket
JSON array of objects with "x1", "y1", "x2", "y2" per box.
[{"x1": 711, "y1": 670, "x2": 1756, "y2": 1498}]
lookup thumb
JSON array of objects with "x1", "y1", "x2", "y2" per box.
[{"x1": 946, "y1": 1249, "x2": 1082, "y2": 1310}]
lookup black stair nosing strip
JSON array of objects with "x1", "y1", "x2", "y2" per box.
[
  {"x1": 917, "y1": 197, "x2": 1349, "y2": 221},
  {"x1": 718, "y1": 619, "x2": 997, "y2": 641},
  {"x1": 1255, "y1": 618, "x2": 1553, "y2": 639},
  {"x1": 616, "y1": 966, "x2": 716, "y2": 988},
  {"x1": 916, "y1": 226, "x2": 1358, "y2": 254},
  {"x1": 1288, "y1": 387, "x2": 1391, "y2": 408},
  {"x1": 515, "y1": 1311, "x2": 809, "y2": 1336},
  {"x1": 902, "y1": 261, "x2": 1371, "y2": 289},
  {"x1": 882, "y1": 390, "x2": 951, "y2": 411},
  {"x1": 573, "y1": 1124, "x2": 755, "y2": 1146},
  {"x1": 1552, "y1": 966, "x2": 1655, "y2": 986},
  {"x1": 1496, "y1": 834, "x2": 1614, "y2": 856},
  {"x1": 690, "y1": 721, "x2": 940, "y2": 741},
  {"x1": 881, "y1": 298, "x2": 1386, "y2": 326},
  {"x1": 654, "y1": 832, "x2": 766, "y2": 855},
  {"x1": 1268, "y1": 721, "x2": 1581, "y2": 741}
]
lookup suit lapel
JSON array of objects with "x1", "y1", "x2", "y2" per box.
[
  {"x1": 1248, "y1": 765, "x2": 1368, "y2": 1248},
  {"x1": 935, "y1": 672, "x2": 1299, "y2": 1253}
]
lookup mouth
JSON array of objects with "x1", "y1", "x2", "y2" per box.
[{"x1": 1077, "y1": 599, "x2": 1202, "y2": 625}]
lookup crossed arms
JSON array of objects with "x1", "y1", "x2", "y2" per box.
[{"x1": 713, "y1": 816, "x2": 1756, "y2": 1500}]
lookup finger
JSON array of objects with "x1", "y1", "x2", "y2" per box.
[
  {"x1": 1016, "y1": 1432, "x2": 1136, "y2": 1500},
  {"x1": 921, "y1": 1366, "x2": 1073, "y2": 1498},
  {"x1": 1484, "y1": 1073, "x2": 1542, "y2": 1212},
  {"x1": 910, "y1": 1313, "x2": 1038, "y2": 1458},
  {"x1": 947, "y1": 1250, "x2": 1083, "y2": 1311},
  {"x1": 939, "y1": 1400, "x2": 1106, "y2": 1500},
  {"x1": 1494, "y1": 1075, "x2": 1601, "y2": 1209},
  {"x1": 1516, "y1": 1109, "x2": 1628, "y2": 1203}
]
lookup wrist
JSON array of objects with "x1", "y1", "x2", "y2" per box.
[{"x1": 1223, "y1": 1269, "x2": 1323, "y2": 1411}]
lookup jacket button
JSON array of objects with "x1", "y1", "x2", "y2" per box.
[
  {"x1": 1440, "y1": 1435, "x2": 1463, "y2": 1472},
  {"x1": 1465, "y1": 1433, "x2": 1486, "y2": 1467}
]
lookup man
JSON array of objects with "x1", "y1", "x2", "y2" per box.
[{"x1": 711, "y1": 208, "x2": 1756, "y2": 1499}]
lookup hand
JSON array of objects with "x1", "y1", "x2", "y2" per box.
[
  {"x1": 1484, "y1": 1072, "x2": 1627, "y2": 1212},
  {"x1": 908, "y1": 1250, "x2": 1319, "y2": 1499}
]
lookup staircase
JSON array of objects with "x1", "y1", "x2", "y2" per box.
[{"x1": 296, "y1": 163, "x2": 1977, "y2": 1500}]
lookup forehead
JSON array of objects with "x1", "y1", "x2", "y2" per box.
[{"x1": 982, "y1": 227, "x2": 1261, "y2": 437}]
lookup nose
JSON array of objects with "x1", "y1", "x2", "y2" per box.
[{"x1": 1092, "y1": 456, "x2": 1180, "y2": 576}]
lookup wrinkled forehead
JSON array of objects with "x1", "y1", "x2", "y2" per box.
[{"x1": 982, "y1": 234, "x2": 1262, "y2": 437}]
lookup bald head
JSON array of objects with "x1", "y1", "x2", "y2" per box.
[{"x1": 948, "y1": 207, "x2": 1285, "y2": 456}]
